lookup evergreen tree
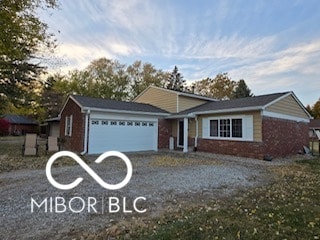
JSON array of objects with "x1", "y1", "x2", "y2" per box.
[
  {"x1": 41, "y1": 74, "x2": 65, "y2": 119},
  {"x1": 165, "y1": 66, "x2": 185, "y2": 91},
  {"x1": 0, "y1": 0, "x2": 58, "y2": 108},
  {"x1": 306, "y1": 104, "x2": 313, "y2": 117},
  {"x1": 232, "y1": 79, "x2": 253, "y2": 98},
  {"x1": 312, "y1": 98, "x2": 320, "y2": 119}
]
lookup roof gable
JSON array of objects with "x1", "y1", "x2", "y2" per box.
[
  {"x1": 264, "y1": 92, "x2": 311, "y2": 119},
  {"x1": 310, "y1": 119, "x2": 320, "y2": 128}
]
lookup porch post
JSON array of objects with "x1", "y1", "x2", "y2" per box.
[{"x1": 183, "y1": 117, "x2": 188, "y2": 153}]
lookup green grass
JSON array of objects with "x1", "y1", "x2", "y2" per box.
[{"x1": 90, "y1": 158, "x2": 320, "y2": 240}]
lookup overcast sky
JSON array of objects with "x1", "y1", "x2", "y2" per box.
[{"x1": 42, "y1": 0, "x2": 320, "y2": 105}]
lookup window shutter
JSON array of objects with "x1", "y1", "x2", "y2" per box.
[
  {"x1": 202, "y1": 118, "x2": 209, "y2": 138},
  {"x1": 243, "y1": 115, "x2": 253, "y2": 141},
  {"x1": 65, "y1": 116, "x2": 69, "y2": 136},
  {"x1": 69, "y1": 115, "x2": 73, "y2": 136}
]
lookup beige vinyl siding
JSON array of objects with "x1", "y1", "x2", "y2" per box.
[
  {"x1": 197, "y1": 111, "x2": 262, "y2": 141},
  {"x1": 134, "y1": 87, "x2": 178, "y2": 113},
  {"x1": 178, "y1": 96, "x2": 207, "y2": 112},
  {"x1": 171, "y1": 119, "x2": 200, "y2": 138},
  {"x1": 188, "y1": 118, "x2": 197, "y2": 138},
  {"x1": 266, "y1": 95, "x2": 309, "y2": 118},
  {"x1": 252, "y1": 112, "x2": 262, "y2": 142}
]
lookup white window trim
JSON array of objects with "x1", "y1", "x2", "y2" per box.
[
  {"x1": 262, "y1": 110, "x2": 310, "y2": 123},
  {"x1": 65, "y1": 115, "x2": 73, "y2": 137},
  {"x1": 202, "y1": 115, "x2": 253, "y2": 142}
]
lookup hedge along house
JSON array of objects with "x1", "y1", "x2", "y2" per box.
[
  {"x1": 59, "y1": 95, "x2": 169, "y2": 154},
  {"x1": 134, "y1": 86, "x2": 311, "y2": 159}
]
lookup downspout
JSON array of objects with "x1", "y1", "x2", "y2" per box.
[
  {"x1": 194, "y1": 115, "x2": 198, "y2": 151},
  {"x1": 80, "y1": 109, "x2": 90, "y2": 155}
]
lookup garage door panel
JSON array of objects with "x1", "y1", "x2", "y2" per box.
[{"x1": 88, "y1": 118, "x2": 157, "y2": 154}]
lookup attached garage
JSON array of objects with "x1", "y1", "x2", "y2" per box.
[
  {"x1": 59, "y1": 95, "x2": 168, "y2": 154},
  {"x1": 88, "y1": 113, "x2": 158, "y2": 154}
]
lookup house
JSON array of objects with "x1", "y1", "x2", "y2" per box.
[
  {"x1": 59, "y1": 86, "x2": 311, "y2": 159},
  {"x1": 135, "y1": 86, "x2": 311, "y2": 158},
  {"x1": 40, "y1": 116, "x2": 60, "y2": 137},
  {"x1": 309, "y1": 119, "x2": 320, "y2": 139},
  {"x1": 59, "y1": 95, "x2": 169, "y2": 154},
  {"x1": 1, "y1": 114, "x2": 38, "y2": 135}
]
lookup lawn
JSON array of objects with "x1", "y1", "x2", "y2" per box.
[
  {"x1": 1, "y1": 136, "x2": 320, "y2": 239},
  {"x1": 0, "y1": 136, "x2": 89, "y2": 173},
  {"x1": 84, "y1": 158, "x2": 320, "y2": 240}
]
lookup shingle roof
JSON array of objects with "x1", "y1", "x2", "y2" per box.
[
  {"x1": 176, "y1": 92, "x2": 290, "y2": 115},
  {"x1": 72, "y1": 95, "x2": 169, "y2": 114},
  {"x1": 310, "y1": 119, "x2": 320, "y2": 128},
  {"x1": 1, "y1": 114, "x2": 38, "y2": 125}
]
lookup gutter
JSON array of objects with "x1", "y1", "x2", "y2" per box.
[
  {"x1": 193, "y1": 106, "x2": 262, "y2": 115},
  {"x1": 80, "y1": 109, "x2": 90, "y2": 155},
  {"x1": 81, "y1": 107, "x2": 169, "y2": 117},
  {"x1": 165, "y1": 113, "x2": 196, "y2": 119},
  {"x1": 165, "y1": 107, "x2": 262, "y2": 119},
  {"x1": 195, "y1": 115, "x2": 199, "y2": 150}
]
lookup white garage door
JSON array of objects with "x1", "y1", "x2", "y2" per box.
[{"x1": 88, "y1": 116, "x2": 158, "y2": 154}]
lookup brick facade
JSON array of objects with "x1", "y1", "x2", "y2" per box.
[
  {"x1": 197, "y1": 116, "x2": 309, "y2": 159},
  {"x1": 9, "y1": 124, "x2": 38, "y2": 135},
  {"x1": 262, "y1": 117, "x2": 309, "y2": 157},
  {"x1": 60, "y1": 99, "x2": 85, "y2": 153},
  {"x1": 197, "y1": 138, "x2": 265, "y2": 159},
  {"x1": 158, "y1": 118, "x2": 172, "y2": 149}
]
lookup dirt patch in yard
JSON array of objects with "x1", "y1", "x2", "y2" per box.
[
  {"x1": 150, "y1": 155, "x2": 222, "y2": 167},
  {"x1": 0, "y1": 138, "x2": 313, "y2": 239}
]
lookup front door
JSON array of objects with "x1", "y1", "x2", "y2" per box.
[{"x1": 178, "y1": 120, "x2": 184, "y2": 147}]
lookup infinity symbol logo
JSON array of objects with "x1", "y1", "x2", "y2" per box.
[{"x1": 46, "y1": 151, "x2": 133, "y2": 190}]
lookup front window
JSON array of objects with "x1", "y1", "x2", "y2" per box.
[
  {"x1": 65, "y1": 115, "x2": 73, "y2": 136},
  {"x1": 209, "y1": 117, "x2": 243, "y2": 139},
  {"x1": 232, "y1": 119, "x2": 243, "y2": 138},
  {"x1": 219, "y1": 119, "x2": 230, "y2": 138},
  {"x1": 209, "y1": 120, "x2": 218, "y2": 137}
]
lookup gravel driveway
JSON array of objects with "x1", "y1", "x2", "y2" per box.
[{"x1": 0, "y1": 151, "x2": 288, "y2": 239}]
